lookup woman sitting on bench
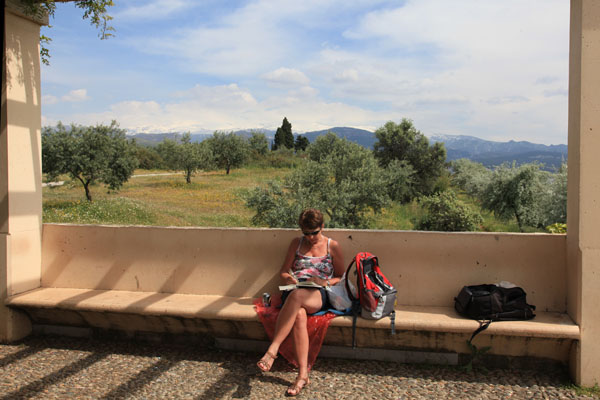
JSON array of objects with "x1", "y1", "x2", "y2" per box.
[{"x1": 256, "y1": 208, "x2": 345, "y2": 396}]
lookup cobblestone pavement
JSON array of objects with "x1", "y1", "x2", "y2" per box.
[{"x1": 0, "y1": 335, "x2": 596, "y2": 399}]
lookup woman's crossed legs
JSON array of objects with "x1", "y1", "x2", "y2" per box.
[{"x1": 257, "y1": 289, "x2": 323, "y2": 395}]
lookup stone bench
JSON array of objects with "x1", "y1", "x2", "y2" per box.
[{"x1": 6, "y1": 224, "x2": 579, "y2": 365}]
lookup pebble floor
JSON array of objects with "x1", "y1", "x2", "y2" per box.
[{"x1": 0, "y1": 335, "x2": 596, "y2": 400}]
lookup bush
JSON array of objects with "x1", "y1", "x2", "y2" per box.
[
  {"x1": 546, "y1": 223, "x2": 567, "y2": 234},
  {"x1": 414, "y1": 190, "x2": 483, "y2": 232},
  {"x1": 245, "y1": 134, "x2": 389, "y2": 228},
  {"x1": 451, "y1": 158, "x2": 492, "y2": 198}
]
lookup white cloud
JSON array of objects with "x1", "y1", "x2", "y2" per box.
[
  {"x1": 62, "y1": 89, "x2": 89, "y2": 102},
  {"x1": 262, "y1": 68, "x2": 310, "y2": 86},
  {"x1": 61, "y1": 82, "x2": 388, "y2": 134},
  {"x1": 333, "y1": 69, "x2": 359, "y2": 83},
  {"x1": 42, "y1": 1, "x2": 570, "y2": 144}
]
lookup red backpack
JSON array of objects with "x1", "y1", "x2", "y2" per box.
[{"x1": 345, "y1": 252, "x2": 397, "y2": 348}]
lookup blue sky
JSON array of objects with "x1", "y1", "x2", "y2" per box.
[{"x1": 41, "y1": 0, "x2": 570, "y2": 145}]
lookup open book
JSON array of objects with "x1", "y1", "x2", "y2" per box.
[{"x1": 278, "y1": 280, "x2": 323, "y2": 291}]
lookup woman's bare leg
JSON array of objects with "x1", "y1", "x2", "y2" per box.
[
  {"x1": 292, "y1": 307, "x2": 309, "y2": 377},
  {"x1": 259, "y1": 289, "x2": 322, "y2": 367}
]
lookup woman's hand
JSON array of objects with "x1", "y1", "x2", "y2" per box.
[
  {"x1": 305, "y1": 276, "x2": 328, "y2": 287},
  {"x1": 281, "y1": 272, "x2": 298, "y2": 285}
]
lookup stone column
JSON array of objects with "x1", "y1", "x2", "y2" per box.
[
  {"x1": 567, "y1": 0, "x2": 600, "y2": 387},
  {"x1": 0, "y1": 2, "x2": 46, "y2": 342}
]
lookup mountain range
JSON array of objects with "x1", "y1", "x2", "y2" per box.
[{"x1": 128, "y1": 128, "x2": 567, "y2": 170}]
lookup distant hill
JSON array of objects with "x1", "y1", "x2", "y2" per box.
[
  {"x1": 128, "y1": 132, "x2": 209, "y2": 146},
  {"x1": 429, "y1": 134, "x2": 568, "y2": 171},
  {"x1": 128, "y1": 130, "x2": 276, "y2": 146},
  {"x1": 127, "y1": 129, "x2": 567, "y2": 170},
  {"x1": 298, "y1": 127, "x2": 377, "y2": 149}
]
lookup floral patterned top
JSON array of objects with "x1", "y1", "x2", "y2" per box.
[{"x1": 292, "y1": 237, "x2": 334, "y2": 281}]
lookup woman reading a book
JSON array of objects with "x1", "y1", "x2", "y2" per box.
[{"x1": 256, "y1": 208, "x2": 345, "y2": 396}]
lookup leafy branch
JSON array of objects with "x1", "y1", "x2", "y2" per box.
[{"x1": 19, "y1": 0, "x2": 115, "y2": 65}]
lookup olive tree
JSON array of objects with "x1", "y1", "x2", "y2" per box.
[
  {"x1": 205, "y1": 131, "x2": 249, "y2": 174},
  {"x1": 381, "y1": 159, "x2": 416, "y2": 203},
  {"x1": 248, "y1": 131, "x2": 269, "y2": 158},
  {"x1": 42, "y1": 121, "x2": 138, "y2": 201},
  {"x1": 481, "y1": 163, "x2": 550, "y2": 232},
  {"x1": 246, "y1": 133, "x2": 389, "y2": 228},
  {"x1": 541, "y1": 162, "x2": 567, "y2": 226},
  {"x1": 156, "y1": 133, "x2": 213, "y2": 183},
  {"x1": 373, "y1": 119, "x2": 447, "y2": 199},
  {"x1": 450, "y1": 158, "x2": 493, "y2": 199}
]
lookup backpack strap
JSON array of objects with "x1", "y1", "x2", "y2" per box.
[
  {"x1": 344, "y1": 257, "x2": 360, "y2": 348},
  {"x1": 351, "y1": 301, "x2": 360, "y2": 349},
  {"x1": 344, "y1": 258, "x2": 357, "y2": 302},
  {"x1": 468, "y1": 320, "x2": 491, "y2": 344}
]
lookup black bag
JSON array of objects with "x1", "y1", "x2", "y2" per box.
[{"x1": 454, "y1": 284, "x2": 536, "y2": 343}]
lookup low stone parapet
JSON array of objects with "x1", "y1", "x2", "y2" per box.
[{"x1": 5, "y1": 223, "x2": 579, "y2": 364}]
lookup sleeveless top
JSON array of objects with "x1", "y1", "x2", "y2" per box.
[{"x1": 291, "y1": 237, "x2": 334, "y2": 281}]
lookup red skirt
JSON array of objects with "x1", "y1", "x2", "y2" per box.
[{"x1": 253, "y1": 294, "x2": 336, "y2": 371}]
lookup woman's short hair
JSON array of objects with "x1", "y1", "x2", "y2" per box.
[{"x1": 298, "y1": 208, "x2": 324, "y2": 230}]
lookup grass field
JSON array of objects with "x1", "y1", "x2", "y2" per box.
[{"x1": 42, "y1": 166, "x2": 531, "y2": 232}]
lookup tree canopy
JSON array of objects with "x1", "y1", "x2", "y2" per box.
[
  {"x1": 373, "y1": 119, "x2": 447, "y2": 199},
  {"x1": 248, "y1": 131, "x2": 269, "y2": 157},
  {"x1": 42, "y1": 121, "x2": 138, "y2": 201},
  {"x1": 294, "y1": 135, "x2": 309, "y2": 152},
  {"x1": 246, "y1": 133, "x2": 389, "y2": 228},
  {"x1": 205, "y1": 131, "x2": 249, "y2": 174},
  {"x1": 156, "y1": 133, "x2": 213, "y2": 183},
  {"x1": 481, "y1": 163, "x2": 549, "y2": 232}
]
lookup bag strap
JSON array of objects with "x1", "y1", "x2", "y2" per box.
[
  {"x1": 344, "y1": 258, "x2": 359, "y2": 348},
  {"x1": 468, "y1": 320, "x2": 491, "y2": 344},
  {"x1": 350, "y1": 299, "x2": 361, "y2": 348},
  {"x1": 345, "y1": 258, "x2": 357, "y2": 302}
]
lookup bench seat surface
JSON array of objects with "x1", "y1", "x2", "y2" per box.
[{"x1": 6, "y1": 287, "x2": 579, "y2": 340}]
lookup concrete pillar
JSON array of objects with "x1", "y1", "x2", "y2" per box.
[
  {"x1": 0, "y1": 2, "x2": 46, "y2": 342},
  {"x1": 567, "y1": 0, "x2": 600, "y2": 387}
]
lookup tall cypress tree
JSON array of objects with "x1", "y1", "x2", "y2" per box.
[
  {"x1": 272, "y1": 117, "x2": 294, "y2": 150},
  {"x1": 273, "y1": 127, "x2": 283, "y2": 150},
  {"x1": 281, "y1": 117, "x2": 294, "y2": 149}
]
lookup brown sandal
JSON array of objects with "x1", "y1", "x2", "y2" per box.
[
  {"x1": 286, "y1": 375, "x2": 310, "y2": 397},
  {"x1": 257, "y1": 351, "x2": 277, "y2": 372}
]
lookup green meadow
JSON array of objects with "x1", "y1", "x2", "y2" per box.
[{"x1": 42, "y1": 166, "x2": 530, "y2": 232}]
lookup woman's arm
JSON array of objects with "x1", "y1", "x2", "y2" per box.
[{"x1": 279, "y1": 237, "x2": 300, "y2": 285}]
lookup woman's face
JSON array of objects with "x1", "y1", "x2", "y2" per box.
[{"x1": 301, "y1": 224, "x2": 323, "y2": 245}]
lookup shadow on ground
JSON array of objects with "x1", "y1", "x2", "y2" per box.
[{"x1": 0, "y1": 335, "x2": 580, "y2": 400}]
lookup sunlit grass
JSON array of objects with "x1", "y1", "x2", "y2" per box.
[
  {"x1": 43, "y1": 167, "x2": 290, "y2": 227},
  {"x1": 43, "y1": 197, "x2": 157, "y2": 225}
]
